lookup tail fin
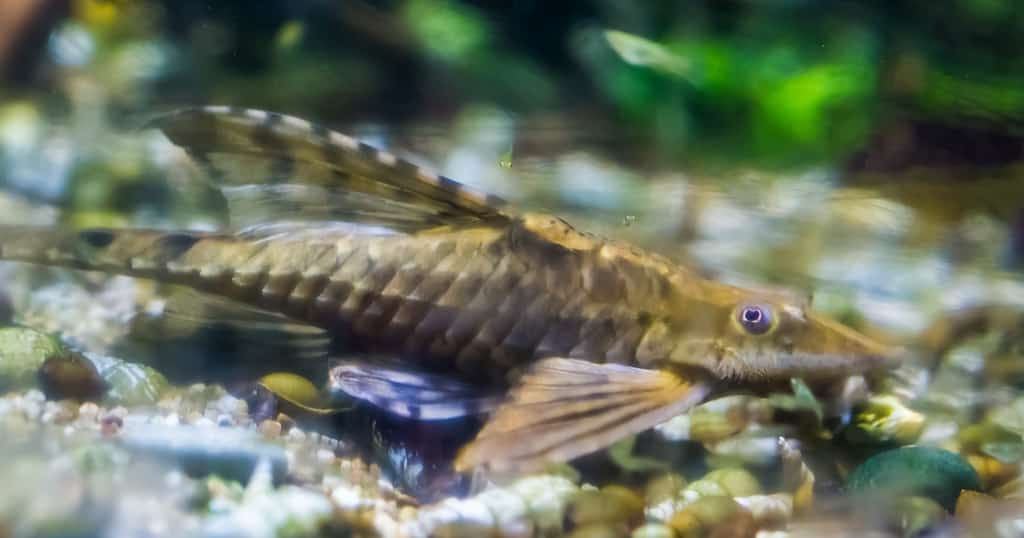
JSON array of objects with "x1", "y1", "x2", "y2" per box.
[{"x1": 0, "y1": 225, "x2": 227, "y2": 282}]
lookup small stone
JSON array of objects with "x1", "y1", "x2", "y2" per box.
[
  {"x1": 216, "y1": 414, "x2": 234, "y2": 427},
  {"x1": 0, "y1": 327, "x2": 65, "y2": 391},
  {"x1": 846, "y1": 446, "x2": 981, "y2": 511},
  {"x1": 287, "y1": 427, "x2": 306, "y2": 442},
  {"x1": 86, "y1": 354, "x2": 169, "y2": 406},
  {"x1": 566, "y1": 485, "x2": 644, "y2": 533},
  {"x1": 631, "y1": 523, "x2": 676, "y2": 538},
  {"x1": 316, "y1": 448, "x2": 335, "y2": 465},
  {"x1": 78, "y1": 401, "x2": 99, "y2": 421},
  {"x1": 703, "y1": 468, "x2": 762, "y2": 497},
  {"x1": 259, "y1": 419, "x2": 282, "y2": 439},
  {"x1": 41, "y1": 400, "x2": 78, "y2": 424},
  {"x1": 683, "y1": 479, "x2": 728, "y2": 499},
  {"x1": 38, "y1": 352, "x2": 107, "y2": 402},
  {"x1": 100, "y1": 414, "x2": 123, "y2": 436},
  {"x1": 668, "y1": 496, "x2": 755, "y2": 538},
  {"x1": 276, "y1": 413, "x2": 295, "y2": 434},
  {"x1": 644, "y1": 473, "x2": 688, "y2": 518},
  {"x1": 567, "y1": 523, "x2": 627, "y2": 538},
  {"x1": 887, "y1": 496, "x2": 948, "y2": 537}
]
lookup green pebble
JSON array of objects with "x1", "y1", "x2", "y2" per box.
[
  {"x1": 0, "y1": 327, "x2": 64, "y2": 391},
  {"x1": 703, "y1": 468, "x2": 762, "y2": 497},
  {"x1": 846, "y1": 446, "x2": 980, "y2": 511},
  {"x1": 84, "y1": 354, "x2": 169, "y2": 406}
]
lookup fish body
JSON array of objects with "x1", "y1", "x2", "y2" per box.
[{"x1": 0, "y1": 107, "x2": 899, "y2": 471}]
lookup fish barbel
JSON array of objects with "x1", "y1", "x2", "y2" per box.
[{"x1": 0, "y1": 107, "x2": 899, "y2": 471}]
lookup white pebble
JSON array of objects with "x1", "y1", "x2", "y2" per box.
[
  {"x1": 316, "y1": 448, "x2": 335, "y2": 465},
  {"x1": 78, "y1": 401, "x2": 99, "y2": 420}
]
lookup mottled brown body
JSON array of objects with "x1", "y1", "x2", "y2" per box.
[{"x1": 1, "y1": 212, "x2": 693, "y2": 383}]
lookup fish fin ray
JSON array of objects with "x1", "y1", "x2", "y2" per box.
[
  {"x1": 328, "y1": 359, "x2": 502, "y2": 420},
  {"x1": 454, "y1": 357, "x2": 710, "y2": 472},
  {"x1": 149, "y1": 107, "x2": 512, "y2": 233},
  {"x1": 129, "y1": 287, "x2": 330, "y2": 361}
]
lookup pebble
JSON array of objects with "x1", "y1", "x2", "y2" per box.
[
  {"x1": 259, "y1": 419, "x2": 282, "y2": 439},
  {"x1": 37, "y1": 352, "x2": 107, "y2": 402},
  {"x1": 316, "y1": 448, "x2": 335, "y2": 466},
  {"x1": 668, "y1": 496, "x2": 755, "y2": 538},
  {"x1": 566, "y1": 486, "x2": 645, "y2": 530},
  {"x1": 100, "y1": 414, "x2": 122, "y2": 436},
  {"x1": 78, "y1": 402, "x2": 99, "y2": 421},
  {"x1": 41, "y1": 400, "x2": 77, "y2": 425},
  {"x1": 194, "y1": 417, "x2": 215, "y2": 429},
  {"x1": 846, "y1": 446, "x2": 981, "y2": 511},
  {"x1": 631, "y1": 523, "x2": 676, "y2": 538}
]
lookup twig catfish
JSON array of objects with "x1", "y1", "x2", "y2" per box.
[{"x1": 0, "y1": 107, "x2": 897, "y2": 471}]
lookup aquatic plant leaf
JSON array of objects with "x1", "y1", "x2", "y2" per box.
[
  {"x1": 605, "y1": 30, "x2": 690, "y2": 78},
  {"x1": 767, "y1": 378, "x2": 823, "y2": 423}
]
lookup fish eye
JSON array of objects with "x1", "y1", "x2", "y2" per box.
[{"x1": 736, "y1": 304, "x2": 774, "y2": 335}]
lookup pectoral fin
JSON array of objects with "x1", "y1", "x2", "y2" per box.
[
  {"x1": 328, "y1": 360, "x2": 502, "y2": 420},
  {"x1": 454, "y1": 358, "x2": 711, "y2": 472}
]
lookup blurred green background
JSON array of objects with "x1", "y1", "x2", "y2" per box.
[{"x1": 3, "y1": 0, "x2": 1024, "y2": 169}]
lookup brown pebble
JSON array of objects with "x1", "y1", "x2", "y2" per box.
[
  {"x1": 100, "y1": 414, "x2": 123, "y2": 436},
  {"x1": 260, "y1": 419, "x2": 282, "y2": 439},
  {"x1": 669, "y1": 496, "x2": 756, "y2": 538},
  {"x1": 567, "y1": 486, "x2": 645, "y2": 530},
  {"x1": 276, "y1": 413, "x2": 295, "y2": 434},
  {"x1": 645, "y1": 473, "x2": 688, "y2": 505},
  {"x1": 567, "y1": 523, "x2": 629, "y2": 538},
  {"x1": 38, "y1": 352, "x2": 106, "y2": 402}
]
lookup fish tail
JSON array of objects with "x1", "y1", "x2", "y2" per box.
[{"x1": 0, "y1": 225, "x2": 229, "y2": 284}]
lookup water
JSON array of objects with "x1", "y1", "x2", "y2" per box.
[{"x1": 2, "y1": 1, "x2": 1024, "y2": 536}]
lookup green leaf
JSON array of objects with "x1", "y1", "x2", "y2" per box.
[{"x1": 767, "y1": 378, "x2": 823, "y2": 423}]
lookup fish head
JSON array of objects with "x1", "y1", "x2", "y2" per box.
[{"x1": 667, "y1": 289, "x2": 902, "y2": 382}]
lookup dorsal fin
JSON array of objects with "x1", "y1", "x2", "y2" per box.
[{"x1": 148, "y1": 106, "x2": 513, "y2": 233}]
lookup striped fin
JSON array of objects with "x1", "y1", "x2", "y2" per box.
[
  {"x1": 150, "y1": 287, "x2": 329, "y2": 361},
  {"x1": 149, "y1": 106, "x2": 512, "y2": 232},
  {"x1": 328, "y1": 360, "x2": 502, "y2": 420},
  {"x1": 454, "y1": 358, "x2": 711, "y2": 472}
]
